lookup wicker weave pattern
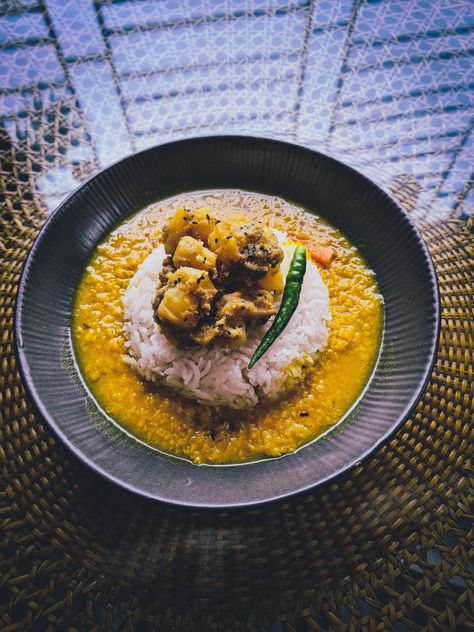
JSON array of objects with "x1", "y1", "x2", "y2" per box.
[{"x1": 1, "y1": 1, "x2": 474, "y2": 630}]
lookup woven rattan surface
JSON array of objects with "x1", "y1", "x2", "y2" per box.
[{"x1": 1, "y1": 1, "x2": 473, "y2": 630}]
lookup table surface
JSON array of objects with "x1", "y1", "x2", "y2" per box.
[{"x1": 0, "y1": 2, "x2": 473, "y2": 631}]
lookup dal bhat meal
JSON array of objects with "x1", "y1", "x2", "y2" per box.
[{"x1": 73, "y1": 191, "x2": 383, "y2": 464}]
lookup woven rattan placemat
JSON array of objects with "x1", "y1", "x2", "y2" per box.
[
  {"x1": 1, "y1": 124, "x2": 473, "y2": 631},
  {"x1": 2, "y1": 0, "x2": 473, "y2": 626}
]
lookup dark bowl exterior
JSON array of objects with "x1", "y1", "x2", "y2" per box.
[{"x1": 15, "y1": 136, "x2": 439, "y2": 508}]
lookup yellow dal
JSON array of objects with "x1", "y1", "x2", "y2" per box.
[{"x1": 73, "y1": 192, "x2": 383, "y2": 464}]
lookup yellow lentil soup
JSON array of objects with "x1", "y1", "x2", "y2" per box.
[{"x1": 73, "y1": 191, "x2": 383, "y2": 464}]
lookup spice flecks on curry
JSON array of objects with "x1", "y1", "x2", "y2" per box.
[
  {"x1": 154, "y1": 209, "x2": 284, "y2": 348},
  {"x1": 73, "y1": 191, "x2": 383, "y2": 464}
]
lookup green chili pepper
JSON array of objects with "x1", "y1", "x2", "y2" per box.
[{"x1": 248, "y1": 245, "x2": 307, "y2": 369}]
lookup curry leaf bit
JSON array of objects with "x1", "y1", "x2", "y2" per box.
[{"x1": 248, "y1": 245, "x2": 307, "y2": 369}]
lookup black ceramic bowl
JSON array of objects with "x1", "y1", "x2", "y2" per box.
[{"x1": 15, "y1": 136, "x2": 439, "y2": 508}]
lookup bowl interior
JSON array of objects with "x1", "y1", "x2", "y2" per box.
[{"x1": 15, "y1": 136, "x2": 439, "y2": 508}]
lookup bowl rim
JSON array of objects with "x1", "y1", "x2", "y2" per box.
[{"x1": 14, "y1": 134, "x2": 440, "y2": 509}]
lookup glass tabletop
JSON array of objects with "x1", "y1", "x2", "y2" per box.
[{"x1": 1, "y1": 0, "x2": 472, "y2": 217}]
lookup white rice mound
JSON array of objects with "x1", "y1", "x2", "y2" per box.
[{"x1": 122, "y1": 232, "x2": 331, "y2": 409}]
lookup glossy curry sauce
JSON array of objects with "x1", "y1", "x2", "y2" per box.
[{"x1": 73, "y1": 191, "x2": 383, "y2": 464}]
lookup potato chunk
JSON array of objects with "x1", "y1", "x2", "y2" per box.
[
  {"x1": 157, "y1": 286, "x2": 200, "y2": 329},
  {"x1": 207, "y1": 214, "x2": 283, "y2": 273},
  {"x1": 257, "y1": 266, "x2": 284, "y2": 294},
  {"x1": 154, "y1": 267, "x2": 217, "y2": 331},
  {"x1": 162, "y1": 208, "x2": 216, "y2": 254},
  {"x1": 189, "y1": 208, "x2": 216, "y2": 243},
  {"x1": 207, "y1": 215, "x2": 246, "y2": 263},
  {"x1": 162, "y1": 208, "x2": 190, "y2": 254},
  {"x1": 172, "y1": 236, "x2": 217, "y2": 271}
]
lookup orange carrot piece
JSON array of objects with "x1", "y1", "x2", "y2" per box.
[
  {"x1": 287, "y1": 232, "x2": 335, "y2": 268},
  {"x1": 308, "y1": 244, "x2": 335, "y2": 268}
]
